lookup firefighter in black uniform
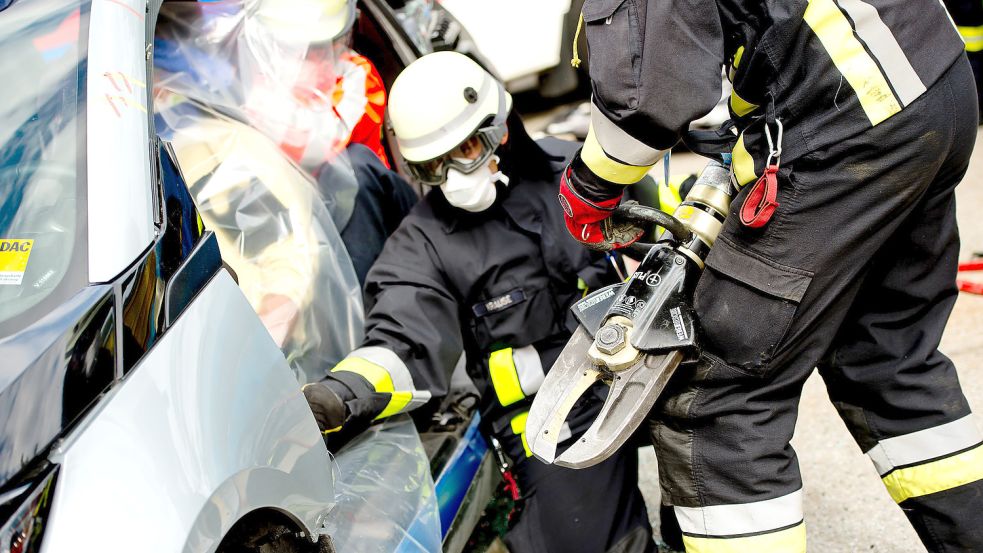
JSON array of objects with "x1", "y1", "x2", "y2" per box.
[
  {"x1": 303, "y1": 51, "x2": 657, "y2": 553},
  {"x1": 555, "y1": 0, "x2": 983, "y2": 551}
]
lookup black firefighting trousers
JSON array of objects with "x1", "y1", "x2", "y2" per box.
[
  {"x1": 650, "y1": 56, "x2": 983, "y2": 552},
  {"x1": 497, "y1": 393, "x2": 655, "y2": 553}
]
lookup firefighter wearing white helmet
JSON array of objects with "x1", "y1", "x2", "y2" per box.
[
  {"x1": 242, "y1": 0, "x2": 393, "y2": 172},
  {"x1": 253, "y1": 0, "x2": 356, "y2": 45},
  {"x1": 155, "y1": 0, "x2": 416, "y2": 288},
  {"x1": 389, "y1": 51, "x2": 512, "y2": 212},
  {"x1": 304, "y1": 51, "x2": 661, "y2": 552}
]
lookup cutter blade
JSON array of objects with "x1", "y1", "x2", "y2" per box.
[
  {"x1": 526, "y1": 327, "x2": 604, "y2": 464},
  {"x1": 554, "y1": 350, "x2": 683, "y2": 469}
]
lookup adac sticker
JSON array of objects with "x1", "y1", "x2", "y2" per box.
[{"x1": 0, "y1": 239, "x2": 34, "y2": 285}]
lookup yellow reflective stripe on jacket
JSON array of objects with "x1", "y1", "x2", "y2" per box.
[
  {"x1": 333, "y1": 356, "x2": 394, "y2": 392},
  {"x1": 731, "y1": 133, "x2": 757, "y2": 188},
  {"x1": 377, "y1": 392, "x2": 415, "y2": 418},
  {"x1": 332, "y1": 356, "x2": 414, "y2": 419},
  {"x1": 958, "y1": 25, "x2": 983, "y2": 52},
  {"x1": 729, "y1": 90, "x2": 759, "y2": 117},
  {"x1": 489, "y1": 346, "x2": 545, "y2": 406},
  {"x1": 728, "y1": 45, "x2": 745, "y2": 81},
  {"x1": 511, "y1": 411, "x2": 532, "y2": 457},
  {"x1": 582, "y1": 126, "x2": 653, "y2": 185},
  {"x1": 803, "y1": 0, "x2": 901, "y2": 125},
  {"x1": 658, "y1": 176, "x2": 684, "y2": 214},
  {"x1": 733, "y1": 45, "x2": 746, "y2": 70},
  {"x1": 882, "y1": 443, "x2": 983, "y2": 503},
  {"x1": 489, "y1": 348, "x2": 525, "y2": 407},
  {"x1": 682, "y1": 522, "x2": 807, "y2": 553}
]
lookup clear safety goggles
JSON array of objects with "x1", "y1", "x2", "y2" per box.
[{"x1": 406, "y1": 120, "x2": 507, "y2": 186}]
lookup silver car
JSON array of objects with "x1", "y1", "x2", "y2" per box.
[{"x1": 0, "y1": 0, "x2": 491, "y2": 552}]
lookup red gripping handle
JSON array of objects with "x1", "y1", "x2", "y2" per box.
[{"x1": 740, "y1": 165, "x2": 780, "y2": 228}]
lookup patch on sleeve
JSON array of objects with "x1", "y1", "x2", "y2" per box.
[
  {"x1": 0, "y1": 239, "x2": 34, "y2": 285},
  {"x1": 472, "y1": 289, "x2": 526, "y2": 317}
]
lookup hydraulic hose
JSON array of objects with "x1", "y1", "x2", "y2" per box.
[
  {"x1": 616, "y1": 160, "x2": 735, "y2": 259},
  {"x1": 612, "y1": 203, "x2": 693, "y2": 243}
]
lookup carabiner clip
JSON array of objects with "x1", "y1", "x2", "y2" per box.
[
  {"x1": 764, "y1": 118, "x2": 783, "y2": 169},
  {"x1": 740, "y1": 118, "x2": 783, "y2": 229}
]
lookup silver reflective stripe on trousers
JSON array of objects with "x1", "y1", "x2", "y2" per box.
[
  {"x1": 348, "y1": 346, "x2": 433, "y2": 407},
  {"x1": 674, "y1": 489, "x2": 804, "y2": 537},
  {"x1": 513, "y1": 345, "x2": 546, "y2": 397},
  {"x1": 837, "y1": 0, "x2": 927, "y2": 106},
  {"x1": 866, "y1": 414, "x2": 982, "y2": 475},
  {"x1": 590, "y1": 101, "x2": 666, "y2": 167}
]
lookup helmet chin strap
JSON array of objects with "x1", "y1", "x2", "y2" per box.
[{"x1": 490, "y1": 155, "x2": 510, "y2": 186}]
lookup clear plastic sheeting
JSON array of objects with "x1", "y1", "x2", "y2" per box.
[
  {"x1": 155, "y1": 99, "x2": 363, "y2": 384},
  {"x1": 324, "y1": 416, "x2": 441, "y2": 553},
  {"x1": 153, "y1": 1, "x2": 376, "y2": 230}
]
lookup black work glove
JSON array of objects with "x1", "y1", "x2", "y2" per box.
[{"x1": 303, "y1": 381, "x2": 347, "y2": 434}]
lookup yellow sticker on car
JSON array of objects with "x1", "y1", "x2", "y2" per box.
[{"x1": 0, "y1": 239, "x2": 34, "y2": 285}]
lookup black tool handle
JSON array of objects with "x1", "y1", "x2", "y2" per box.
[{"x1": 611, "y1": 203, "x2": 692, "y2": 256}]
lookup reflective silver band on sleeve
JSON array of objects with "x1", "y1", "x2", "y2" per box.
[
  {"x1": 837, "y1": 0, "x2": 927, "y2": 106},
  {"x1": 804, "y1": 0, "x2": 899, "y2": 125},
  {"x1": 673, "y1": 489, "x2": 804, "y2": 537},
  {"x1": 867, "y1": 414, "x2": 982, "y2": 475},
  {"x1": 513, "y1": 345, "x2": 545, "y2": 398},
  {"x1": 347, "y1": 346, "x2": 432, "y2": 406},
  {"x1": 590, "y1": 101, "x2": 666, "y2": 167}
]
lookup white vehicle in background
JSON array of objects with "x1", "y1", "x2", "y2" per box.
[
  {"x1": 431, "y1": 0, "x2": 733, "y2": 134},
  {"x1": 435, "y1": 0, "x2": 586, "y2": 96}
]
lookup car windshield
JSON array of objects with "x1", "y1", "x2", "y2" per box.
[{"x1": 0, "y1": 0, "x2": 87, "y2": 334}]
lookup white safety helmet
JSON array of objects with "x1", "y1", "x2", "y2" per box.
[
  {"x1": 388, "y1": 51, "x2": 512, "y2": 186},
  {"x1": 253, "y1": 0, "x2": 356, "y2": 45}
]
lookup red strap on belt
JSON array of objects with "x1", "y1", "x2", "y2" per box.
[
  {"x1": 503, "y1": 470, "x2": 521, "y2": 501},
  {"x1": 740, "y1": 164, "x2": 780, "y2": 228}
]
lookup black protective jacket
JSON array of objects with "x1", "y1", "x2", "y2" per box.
[
  {"x1": 577, "y1": 0, "x2": 965, "y2": 187},
  {"x1": 324, "y1": 137, "x2": 621, "y2": 436}
]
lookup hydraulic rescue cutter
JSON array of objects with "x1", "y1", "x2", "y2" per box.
[{"x1": 527, "y1": 160, "x2": 735, "y2": 468}]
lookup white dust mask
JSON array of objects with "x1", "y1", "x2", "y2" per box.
[{"x1": 439, "y1": 155, "x2": 509, "y2": 212}]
